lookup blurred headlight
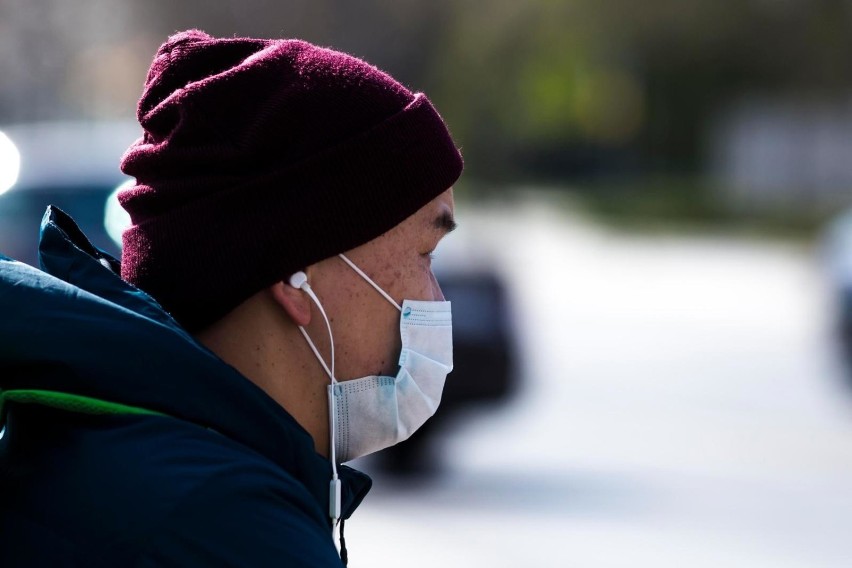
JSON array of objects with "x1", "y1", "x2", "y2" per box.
[
  {"x1": 104, "y1": 179, "x2": 133, "y2": 247},
  {"x1": 0, "y1": 131, "x2": 21, "y2": 196}
]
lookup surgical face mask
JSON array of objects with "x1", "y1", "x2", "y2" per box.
[{"x1": 292, "y1": 254, "x2": 453, "y2": 465}]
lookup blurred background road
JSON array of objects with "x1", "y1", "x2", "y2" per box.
[{"x1": 349, "y1": 197, "x2": 852, "y2": 568}]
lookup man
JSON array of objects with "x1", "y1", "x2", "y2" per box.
[{"x1": 0, "y1": 29, "x2": 462, "y2": 566}]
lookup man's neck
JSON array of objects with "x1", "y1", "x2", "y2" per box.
[{"x1": 194, "y1": 291, "x2": 330, "y2": 457}]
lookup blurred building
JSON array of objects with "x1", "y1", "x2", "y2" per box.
[{"x1": 709, "y1": 97, "x2": 852, "y2": 212}]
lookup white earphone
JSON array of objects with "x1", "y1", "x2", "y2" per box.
[
  {"x1": 288, "y1": 271, "x2": 308, "y2": 290},
  {"x1": 286, "y1": 270, "x2": 342, "y2": 525}
]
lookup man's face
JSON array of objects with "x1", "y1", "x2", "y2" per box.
[{"x1": 304, "y1": 187, "x2": 456, "y2": 380}]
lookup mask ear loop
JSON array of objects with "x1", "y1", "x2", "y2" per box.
[
  {"x1": 338, "y1": 254, "x2": 402, "y2": 312},
  {"x1": 289, "y1": 272, "x2": 342, "y2": 529}
]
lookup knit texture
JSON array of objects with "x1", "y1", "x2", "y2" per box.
[{"x1": 119, "y1": 30, "x2": 463, "y2": 331}]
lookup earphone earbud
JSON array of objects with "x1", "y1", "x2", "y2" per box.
[{"x1": 289, "y1": 271, "x2": 308, "y2": 290}]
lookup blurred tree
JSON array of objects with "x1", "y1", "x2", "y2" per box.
[{"x1": 0, "y1": 0, "x2": 849, "y2": 185}]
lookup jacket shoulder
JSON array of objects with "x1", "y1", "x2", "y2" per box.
[
  {"x1": 133, "y1": 464, "x2": 343, "y2": 567},
  {"x1": 0, "y1": 409, "x2": 340, "y2": 567}
]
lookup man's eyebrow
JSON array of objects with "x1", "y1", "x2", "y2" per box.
[{"x1": 433, "y1": 211, "x2": 457, "y2": 234}]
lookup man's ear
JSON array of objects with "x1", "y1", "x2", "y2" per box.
[{"x1": 268, "y1": 280, "x2": 312, "y2": 327}]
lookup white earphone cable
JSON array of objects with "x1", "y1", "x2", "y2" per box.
[{"x1": 294, "y1": 278, "x2": 341, "y2": 527}]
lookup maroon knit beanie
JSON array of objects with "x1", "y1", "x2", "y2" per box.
[{"x1": 119, "y1": 29, "x2": 463, "y2": 332}]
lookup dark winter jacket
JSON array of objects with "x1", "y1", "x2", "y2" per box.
[{"x1": 0, "y1": 207, "x2": 371, "y2": 567}]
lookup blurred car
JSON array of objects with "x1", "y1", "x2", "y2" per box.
[
  {"x1": 0, "y1": 121, "x2": 137, "y2": 266},
  {"x1": 0, "y1": 120, "x2": 519, "y2": 476},
  {"x1": 822, "y1": 209, "x2": 852, "y2": 381}
]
